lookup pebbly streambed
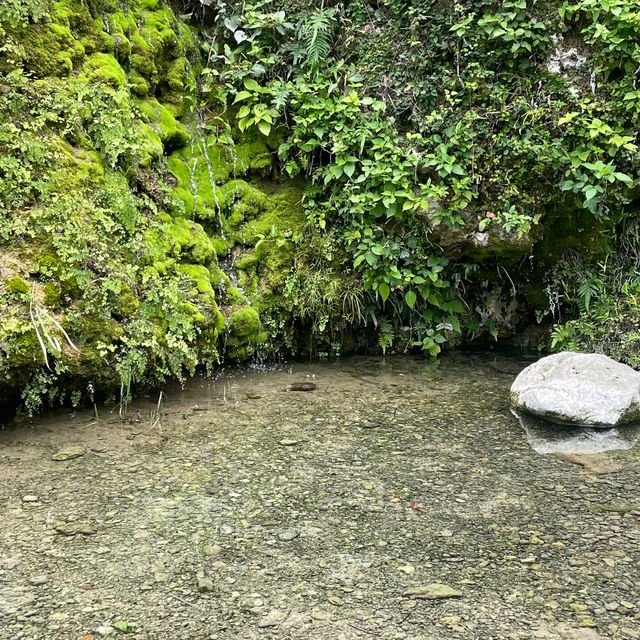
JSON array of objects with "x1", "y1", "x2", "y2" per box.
[{"x1": 0, "y1": 353, "x2": 638, "y2": 639}]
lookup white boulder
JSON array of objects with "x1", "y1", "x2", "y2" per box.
[{"x1": 510, "y1": 352, "x2": 640, "y2": 428}]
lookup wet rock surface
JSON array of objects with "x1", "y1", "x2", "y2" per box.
[{"x1": 0, "y1": 353, "x2": 638, "y2": 639}]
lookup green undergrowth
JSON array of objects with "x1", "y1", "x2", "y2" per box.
[{"x1": 190, "y1": 0, "x2": 639, "y2": 364}]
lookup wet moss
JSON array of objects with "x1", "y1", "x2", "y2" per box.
[
  {"x1": 82, "y1": 52, "x2": 127, "y2": 88},
  {"x1": 229, "y1": 306, "x2": 260, "y2": 337},
  {"x1": 145, "y1": 214, "x2": 217, "y2": 265},
  {"x1": 225, "y1": 305, "x2": 265, "y2": 359},
  {"x1": 0, "y1": 0, "x2": 310, "y2": 409},
  {"x1": 136, "y1": 98, "x2": 189, "y2": 152}
]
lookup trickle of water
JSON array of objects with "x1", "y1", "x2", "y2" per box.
[
  {"x1": 220, "y1": 259, "x2": 247, "y2": 301},
  {"x1": 187, "y1": 135, "x2": 199, "y2": 216},
  {"x1": 113, "y1": 16, "x2": 120, "y2": 61},
  {"x1": 196, "y1": 130, "x2": 225, "y2": 238}
]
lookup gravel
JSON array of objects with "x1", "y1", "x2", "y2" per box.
[{"x1": 0, "y1": 353, "x2": 638, "y2": 639}]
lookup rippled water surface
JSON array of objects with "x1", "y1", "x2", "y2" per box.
[{"x1": 1, "y1": 353, "x2": 638, "y2": 639}]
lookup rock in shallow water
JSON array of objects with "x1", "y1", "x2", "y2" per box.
[
  {"x1": 51, "y1": 446, "x2": 87, "y2": 461},
  {"x1": 402, "y1": 583, "x2": 463, "y2": 600},
  {"x1": 510, "y1": 352, "x2": 640, "y2": 427}
]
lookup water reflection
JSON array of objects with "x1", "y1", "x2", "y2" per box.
[{"x1": 513, "y1": 409, "x2": 640, "y2": 454}]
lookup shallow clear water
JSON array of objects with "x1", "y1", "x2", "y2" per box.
[{"x1": 0, "y1": 352, "x2": 638, "y2": 639}]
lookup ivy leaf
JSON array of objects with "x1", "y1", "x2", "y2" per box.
[
  {"x1": 224, "y1": 16, "x2": 240, "y2": 32},
  {"x1": 405, "y1": 290, "x2": 417, "y2": 309},
  {"x1": 233, "y1": 29, "x2": 248, "y2": 43}
]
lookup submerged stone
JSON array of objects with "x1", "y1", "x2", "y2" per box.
[
  {"x1": 510, "y1": 352, "x2": 640, "y2": 428},
  {"x1": 289, "y1": 382, "x2": 317, "y2": 392},
  {"x1": 402, "y1": 583, "x2": 463, "y2": 600},
  {"x1": 51, "y1": 446, "x2": 87, "y2": 461},
  {"x1": 54, "y1": 521, "x2": 96, "y2": 536}
]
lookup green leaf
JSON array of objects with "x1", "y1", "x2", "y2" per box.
[
  {"x1": 584, "y1": 185, "x2": 598, "y2": 201},
  {"x1": 237, "y1": 105, "x2": 251, "y2": 119},
  {"x1": 257, "y1": 121, "x2": 272, "y2": 136},
  {"x1": 378, "y1": 282, "x2": 390, "y2": 302},
  {"x1": 448, "y1": 299, "x2": 465, "y2": 313},
  {"x1": 233, "y1": 91, "x2": 252, "y2": 103},
  {"x1": 614, "y1": 172, "x2": 633, "y2": 184},
  {"x1": 405, "y1": 290, "x2": 417, "y2": 310},
  {"x1": 243, "y1": 77, "x2": 261, "y2": 92},
  {"x1": 114, "y1": 621, "x2": 134, "y2": 634}
]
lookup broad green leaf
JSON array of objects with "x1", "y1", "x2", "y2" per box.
[
  {"x1": 243, "y1": 77, "x2": 261, "y2": 92},
  {"x1": 258, "y1": 121, "x2": 272, "y2": 136},
  {"x1": 237, "y1": 105, "x2": 251, "y2": 119},
  {"x1": 233, "y1": 91, "x2": 252, "y2": 103},
  {"x1": 584, "y1": 185, "x2": 598, "y2": 201}
]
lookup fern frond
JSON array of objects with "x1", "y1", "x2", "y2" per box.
[
  {"x1": 271, "y1": 80, "x2": 293, "y2": 113},
  {"x1": 298, "y1": 8, "x2": 336, "y2": 69}
]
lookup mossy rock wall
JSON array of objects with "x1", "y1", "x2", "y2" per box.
[{"x1": 0, "y1": 0, "x2": 308, "y2": 415}]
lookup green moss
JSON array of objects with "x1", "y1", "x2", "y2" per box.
[
  {"x1": 130, "y1": 51, "x2": 157, "y2": 87},
  {"x1": 43, "y1": 282, "x2": 61, "y2": 307},
  {"x1": 233, "y1": 141, "x2": 273, "y2": 174},
  {"x1": 82, "y1": 52, "x2": 127, "y2": 88},
  {"x1": 5, "y1": 276, "x2": 31, "y2": 296},
  {"x1": 166, "y1": 56, "x2": 188, "y2": 93},
  {"x1": 134, "y1": 122, "x2": 164, "y2": 168},
  {"x1": 145, "y1": 215, "x2": 216, "y2": 265},
  {"x1": 177, "y1": 264, "x2": 216, "y2": 299},
  {"x1": 2, "y1": 0, "x2": 104, "y2": 77},
  {"x1": 237, "y1": 252, "x2": 259, "y2": 271},
  {"x1": 129, "y1": 71, "x2": 150, "y2": 96},
  {"x1": 225, "y1": 305, "x2": 265, "y2": 359},
  {"x1": 167, "y1": 145, "x2": 228, "y2": 219},
  {"x1": 136, "y1": 98, "x2": 189, "y2": 151},
  {"x1": 236, "y1": 182, "x2": 304, "y2": 247},
  {"x1": 139, "y1": 5, "x2": 182, "y2": 59},
  {"x1": 230, "y1": 180, "x2": 305, "y2": 306},
  {"x1": 229, "y1": 306, "x2": 260, "y2": 337},
  {"x1": 51, "y1": 144, "x2": 105, "y2": 192}
]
